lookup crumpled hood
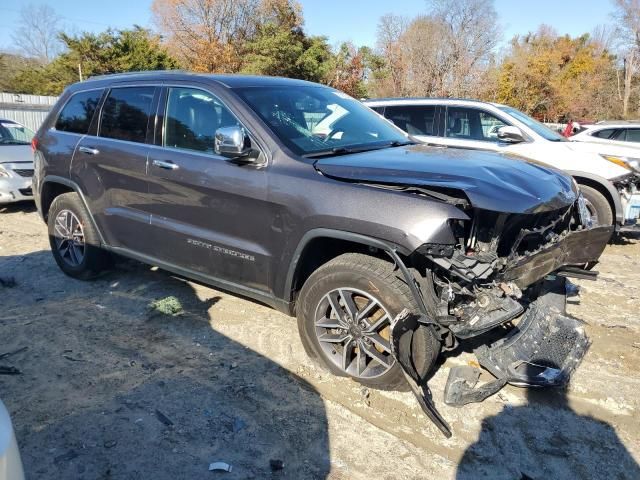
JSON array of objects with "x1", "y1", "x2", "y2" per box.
[
  {"x1": 0, "y1": 145, "x2": 33, "y2": 164},
  {"x1": 315, "y1": 144, "x2": 577, "y2": 214}
]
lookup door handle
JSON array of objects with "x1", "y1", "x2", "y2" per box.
[
  {"x1": 152, "y1": 160, "x2": 179, "y2": 170},
  {"x1": 78, "y1": 146, "x2": 99, "y2": 155}
]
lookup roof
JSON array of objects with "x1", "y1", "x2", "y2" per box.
[
  {"x1": 363, "y1": 97, "x2": 506, "y2": 108},
  {"x1": 594, "y1": 120, "x2": 640, "y2": 126},
  {"x1": 72, "y1": 70, "x2": 324, "y2": 90}
]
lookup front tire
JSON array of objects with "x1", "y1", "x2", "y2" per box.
[
  {"x1": 297, "y1": 253, "x2": 441, "y2": 390},
  {"x1": 579, "y1": 184, "x2": 613, "y2": 226},
  {"x1": 48, "y1": 192, "x2": 111, "y2": 279}
]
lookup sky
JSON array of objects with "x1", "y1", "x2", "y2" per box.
[{"x1": 0, "y1": 0, "x2": 616, "y2": 53}]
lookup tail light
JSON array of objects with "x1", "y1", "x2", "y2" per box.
[{"x1": 31, "y1": 137, "x2": 38, "y2": 153}]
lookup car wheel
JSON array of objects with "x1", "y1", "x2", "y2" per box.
[
  {"x1": 297, "y1": 253, "x2": 441, "y2": 390},
  {"x1": 579, "y1": 184, "x2": 613, "y2": 226},
  {"x1": 48, "y1": 192, "x2": 111, "y2": 279}
]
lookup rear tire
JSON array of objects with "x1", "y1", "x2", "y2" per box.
[
  {"x1": 579, "y1": 184, "x2": 613, "y2": 226},
  {"x1": 296, "y1": 253, "x2": 441, "y2": 391},
  {"x1": 48, "y1": 192, "x2": 111, "y2": 280}
]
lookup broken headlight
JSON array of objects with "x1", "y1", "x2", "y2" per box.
[{"x1": 577, "y1": 193, "x2": 592, "y2": 228}]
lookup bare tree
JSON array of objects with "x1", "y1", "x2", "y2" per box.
[
  {"x1": 612, "y1": 0, "x2": 640, "y2": 116},
  {"x1": 11, "y1": 4, "x2": 63, "y2": 63},
  {"x1": 428, "y1": 0, "x2": 501, "y2": 96},
  {"x1": 372, "y1": 0, "x2": 499, "y2": 98}
]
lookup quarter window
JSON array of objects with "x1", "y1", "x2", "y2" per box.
[
  {"x1": 55, "y1": 90, "x2": 103, "y2": 134},
  {"x1": 100, "y1": 87, "x2": 155, "y2": 143},
  {"x1": 384, "y1": 105, "x2": 438, "y2": 136},
  {"x1": 164, "y1": 87, "x2": 239, "y2": 154},
  {"x1": 446, "y1": 107, "x2": 508, "y2": 142}
]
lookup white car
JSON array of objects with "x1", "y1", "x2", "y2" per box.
[
  {"x1": 0, "y1": 400, "x2": 24, "y2": 480},
  {"x1": 0, "y1": 119, "x2": 35, "y2": 205},
  {"x1": 571, "y1": 121, "x2": 640, "y2": 150},
  {"x1": 364, "y1": 98, "x2": 640, "y2": 230}
]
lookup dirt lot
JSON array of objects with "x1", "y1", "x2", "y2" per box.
[{"x1": 1, "y1": 202, "x2": 639, "y2": 479}]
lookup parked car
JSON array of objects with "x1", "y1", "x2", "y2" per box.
[
  {"x1": 364, "y1": 98, "x2": 640, "y2": 230},
  {"x1": 570, "y1": 121, "x2": 640, "y2": 153},
  {"x1": 0, "y1": 119, "x2": 35, "y2": 205},
  {"x1": 0, "y1": 399, "x2": 25, "y2": 480},
  {"x1": 33, "y1": 72, "x2": 611, "y2": 434}
]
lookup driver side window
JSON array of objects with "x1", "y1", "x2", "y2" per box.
[
  {"x1": 446, "y1": 107, "x2": 508, "y2": 142},
  {"x1": 164, "y1": 87, "x2": 239, "y2": 154}
]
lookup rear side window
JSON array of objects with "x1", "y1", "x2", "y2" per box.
[
  {"x1": 385, "y1": 105, "x2": 437, "y2": 136},
  {"x1": 55, "y1": 90, "x2": 103, "y2": 134},
  {"x1": 591, "y1": 128, "x2": 615, "y2": 139},
  {"x1": 100, "y1": 87, "x2": 155, "y2": 143}
]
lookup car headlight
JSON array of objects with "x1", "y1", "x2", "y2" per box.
[
  {"x1": 600, "y1": 154, "x2": 635, "y2": 170},
  {"x1": 0, "y1": 166, "x2": 9, "y2": 178}
]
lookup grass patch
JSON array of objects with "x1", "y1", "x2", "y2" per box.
[{"x1": 149, "y1": 296, "x2": 184, "y2": 317}]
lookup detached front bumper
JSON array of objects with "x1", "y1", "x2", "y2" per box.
[{"x1": 502, "y1": 225, "x2": 613, "y2": 288}]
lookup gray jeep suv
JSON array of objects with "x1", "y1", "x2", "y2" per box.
[{"x1": 33, "y1": 72, "x2": 612, "y2": 435}]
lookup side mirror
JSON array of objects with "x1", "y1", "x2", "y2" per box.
[
  {"x1": 214, "y1": 126, "x2": 254, "y2": 159},
  {"x1": 497, "y1": 125, "x2": 526, "y2": 144}
]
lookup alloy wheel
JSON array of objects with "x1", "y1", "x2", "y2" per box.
[
  {"x1": 53, "y1": 209, "x2": 86, "y2": 267},
  {"x1": 313, "y1": 288, "x2": 394, "y2": 379}
]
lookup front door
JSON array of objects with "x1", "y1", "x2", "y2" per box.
[
  {"x1": 146, "y1": 85, "x2": 272, "y2": 293},
  {"x1": 420, "y1": 106, "x2": 509, "y2": 153}
]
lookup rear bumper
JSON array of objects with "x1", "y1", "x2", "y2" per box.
[{"x1": 502, "y1": 225, "x2": 614, "y2": 288}]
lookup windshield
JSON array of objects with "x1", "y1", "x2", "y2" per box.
[
  {"x1": 234, "y1": 86, "x2": 409, "y2": 156},
  {"x1": 498, "y1": 106, "x2": 567, "y2": 142},
  {"x1": 0, "y1": 121, "x2": 34, "y2": 145}
]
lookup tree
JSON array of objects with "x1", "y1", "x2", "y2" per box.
[
  {"x1": 323, "y1": 42, "x2": 370, "y2": 98},
  {"x1": 370, "y1": 0, "x2": 499, "y2": 98},
  {"x1": 494, "y1": 27, "x2": 620, "y2": 121},
  {"x1": 612, "y1": 0, "x2": 640, "y2": 116},
  {"x1": 11, "y1": 4, "x2": 63, "y2": 63},
  {"x1": 9, "y1": 27, "x2": 179, "y2": 95},
  {"x1": 240, "y1": 0, "x2": 332, "y2": 81}
]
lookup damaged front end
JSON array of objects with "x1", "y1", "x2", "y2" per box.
[{"x1": 390, "y1": 196, "x2": 612, "y2": 437}]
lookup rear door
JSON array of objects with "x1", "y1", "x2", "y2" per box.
[
  {"x1": 72, "y1": 85, "x2": 159, "y2": 252},
  {"x1": 145, "y1": 84, "x2": 272, "y2": 293},
  {"x1": 383, "y1": 104, "x2": 442, "y2": 143}
]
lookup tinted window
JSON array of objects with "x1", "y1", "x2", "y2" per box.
[
  {"x1": 385, "y1": 105, "x2": 438, "y2": 136},
  {"x1": 446, "y1": 107, "x2": 508, "y2": 142},
  {"x1": 55, "y1": 90, "x2": 103, "y2": 134},
  {"x1": 100, "y1": 87, "x2": 155, "y2": 143},
  {"x1": 625, "y1": 128, "x2": 640, "y2": 142},
  {"x1": 369, "y1": 106, "x2": 385, "y2": 114},
  {"x1": 164, "y1": 87, "x2": 239, "y2": 154},
  {"x1": 235, "y1": 86, "x2": 407, "y2": 156},
  {"x1": 591, "y1": 128, "x2": 615, "y2": 139}
]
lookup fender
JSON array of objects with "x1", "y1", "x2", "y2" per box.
[
  {"x1": 284, "y1": 228, "x2": 430, "y2": 316},
  {"x1": 40, "y1": 175, "x2": 107, "y2": 246},
  {"x1": 566, "y1": 170, "x2": 624, "y2": 226}
]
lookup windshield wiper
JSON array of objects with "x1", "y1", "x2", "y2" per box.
[{"x1": 303, "y1": 140, "x2": 415, "y2": 159}]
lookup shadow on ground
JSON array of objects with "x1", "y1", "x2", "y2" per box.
[
  {"x1": 0, "y1": 251, "x2": 330, "y2": 479},
  {"x1": 456, "y1": 365, "x2": 640, "y2": 480}
]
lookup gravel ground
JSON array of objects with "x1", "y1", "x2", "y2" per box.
[{"x1": 0, "y1": 202, "x2": 639, "y2": 479}]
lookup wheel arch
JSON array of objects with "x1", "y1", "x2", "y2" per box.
[
  {"x1": 284, "y1": 229, "x2": 428, "y2": 317},
  {"x1": 567, "y1": 170, "x2": 622, "y2": 226},
  {"x1": 40, "y1": 176, "x2": 106, "y2": 245}
]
